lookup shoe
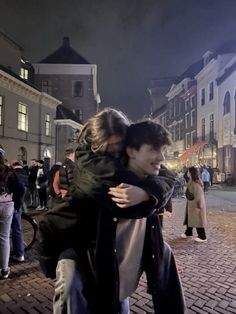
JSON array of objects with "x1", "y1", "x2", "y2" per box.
[
  {"x1": 194, "y1": 237, "x2": 207, "y2": 243},
  {"x1": 36, "y1": 206, "x2": 45, "y2": 211},
  {"x1": 11, "y1": 255, "x2": 25, "y2": 262},
  {"x1": 180, "y1": 233, "x2": 192, "y2": 239},
  {"x1": 1, "y1": 268, "x2": 10, "y2": 279}
]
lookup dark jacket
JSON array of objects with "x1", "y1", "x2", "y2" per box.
[
  {"x1": 59, "y1": 158, "x2": 75, "y2": 191},
  {"x1": 28, "y1": 165, "x2": 38, "y2": 184},
  {"x1": 0, "y1": 165, "x2": 23, "y2": 210},
  {"x1": 12, "y1": 167, "x2": 26, "y2": 210},
  {"x1": 38, "y1": 145, "x2": 185, "y2": 314}
]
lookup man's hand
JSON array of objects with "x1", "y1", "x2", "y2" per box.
[
  {"x1": 164, "y1": 211, "x2": 172, "y2": 218},
  {"x1": 108, "y1": 183, "x2": 150, "y2": 208}
]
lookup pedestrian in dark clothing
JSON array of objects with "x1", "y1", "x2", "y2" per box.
[
  {"x1": 10, "y1": 161, "x2": 26, "y2": 262},
  {"x1": 157, "y1": 165, "x2": 174, "y2": 228},
  {"x1": 22, "y1": 160, "x2": 29, "y2": 176},
  {"x1": 28, "y1": 159, "x2": 38, "y2": 207},
  {"x1": 207, "y1": 166, "x2": 214, "y2": 186},
  {"x1": 36, "y1": 160, "x2": 48, "y2": 210}
]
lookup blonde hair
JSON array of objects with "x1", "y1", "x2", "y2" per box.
[{"x1": 78, "y1": 108, "x2": 130, "y2": 153}]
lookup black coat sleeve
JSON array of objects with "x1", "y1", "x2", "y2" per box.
[{"x1": 71, "y1": 150, "x2": 175, "y2": 219}]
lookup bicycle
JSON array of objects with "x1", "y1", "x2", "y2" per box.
[{"x1": 21, "y1": 212, "x2": 38, "y2": 251}]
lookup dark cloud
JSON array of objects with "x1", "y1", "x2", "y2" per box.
[{"x1": 1, "y1": 0, "x2": 236, "y2": 119}]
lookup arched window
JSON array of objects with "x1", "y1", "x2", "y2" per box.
[
  {"x1": 18, "y1": 147, "x2": 27, "y2": 162},
  {"x1": 223, "y1": 91, "x2": 230, "y2": 115}
]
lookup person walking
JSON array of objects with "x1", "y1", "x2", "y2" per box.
[
  {"x1": 181, "y1": 166, "x2": 207, "y2": 243},
  {"x1": 28, "y1": 159, "x2": 38, "y2": 208},
  {"x1": 201, "y1": 165, "x2": 210, "y2": 192}
]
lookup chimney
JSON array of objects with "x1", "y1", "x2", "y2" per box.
[{"x1": 63, "y1": 37, "x2": 70, "y2": 47}]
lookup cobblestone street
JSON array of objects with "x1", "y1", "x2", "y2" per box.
[{"x1": 0, "y1": 191, "x2": 236, "y2": 314}]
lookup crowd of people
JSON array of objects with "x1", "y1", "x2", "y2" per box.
[{"x1": 0, "y1": 107, "x2": 214, "y2": 313}]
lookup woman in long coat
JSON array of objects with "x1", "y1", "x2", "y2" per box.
[{"x1": 181, "y1": 166, "x2": 207, "y2": 242}]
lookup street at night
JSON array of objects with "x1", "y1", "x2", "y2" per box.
[{"x1": 0, "y1": 185, "x2": 235, "y2": 314}]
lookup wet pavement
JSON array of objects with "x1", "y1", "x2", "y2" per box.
[{"x1": 0, "y1": 188, "x2": 236, "y2": 314}]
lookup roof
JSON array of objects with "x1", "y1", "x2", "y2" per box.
[
  {"x1": 0, "y1": 64, "x2": 39, "y2": 91},
  {"x1": 56, "y1": 105, "x2": 82, "y2": 123},
  {"x1": 174, "y1": 59, "x2": 204, "y2": 85},
  {"x1": 39, "y1": 37, "x2": 90, "y2": 64}
]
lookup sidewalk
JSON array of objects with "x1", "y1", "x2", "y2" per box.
[{"x1": 0, "y1": 194, "x2": 236, "y2": 313}]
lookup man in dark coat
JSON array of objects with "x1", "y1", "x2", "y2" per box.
[{"x1": 39, "y1": 120, "x2": 185, "y2": 314}]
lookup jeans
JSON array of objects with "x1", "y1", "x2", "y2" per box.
[
  {"x1": 53, "y1": 248, "x2": 130, "y2": 314},
  {"x1": 0, "y1": 201, "x2": 14, "y2": 270},
  {"x1": 29, "y1": 182, "x2": 37, "y2": 207},
  {"x1": 203, "y1": 181, "x2": 209, "y2": 192},
  {"x1": 11, "y1": 210, "x2": 24, "y2": 258}
]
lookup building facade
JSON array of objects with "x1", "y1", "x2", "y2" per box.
[
  {"x1": 33, "y1": 37, "x2": 100, "y2": 124},
  {"x1": 151, "y1": 47, "x2": 236, "y2": 183},
  {"x1": 0, "y1": 30, "x2": 61, "y2": 166}
]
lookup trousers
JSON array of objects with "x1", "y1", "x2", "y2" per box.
[
  {"x1": 53, "y1": 248, "x2": 130, "y2": 314},
  {"x1": 0, "y1": 201, "x2": 14, "y2": 270},
  {"x1": 11, "y1": 210, "x2": 24, "y2": 257}
]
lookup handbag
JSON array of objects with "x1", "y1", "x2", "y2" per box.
[{"x1": 185, "y1": 188, "x2": 194, "y2": 201}]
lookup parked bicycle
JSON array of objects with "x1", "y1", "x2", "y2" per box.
[{"x1": 21, "y1": 212, "x2": 38, "y2": 251}]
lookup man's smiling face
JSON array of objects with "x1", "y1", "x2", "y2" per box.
[{"x1": 127, "y1": 144, "x2": 167, "y2": 179}]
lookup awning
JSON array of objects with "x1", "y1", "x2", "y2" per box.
[{"x1": 179, "y1": 141, "x2": 208, "y2": 161}]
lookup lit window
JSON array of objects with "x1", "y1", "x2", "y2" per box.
[
  {"x1": 75, "y1": 109, "x2": 83, "y2": 121},
  {"x1": 72, "y1": 81, "x2": 83, "y2": 97},
  {"x1": 20, "y1": 68, "x2": 29, "y2": 80},
  {"x1": 18, "y1": 103, "x2": 28, "y2": 132},
  {"x1": 42, "y1": 80, "x2": 52, "y2": 95},
  {"x1": 45, "y1": 114, "x2": 50, "y2": 136},
  {"x1": 0, "y1": 96, "x2": 2, "y2": 125}
]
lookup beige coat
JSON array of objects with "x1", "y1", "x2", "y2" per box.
[{"x1": 185, "y1": 180, "x2": 207, "y2": 228}]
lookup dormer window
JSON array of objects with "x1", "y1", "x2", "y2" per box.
[
  {"x1": 203, "y1": 50, "x2": 213, "y2": 66},
  {"x1": 20, "y1": 68, "x2": 29, "y2": 80}
]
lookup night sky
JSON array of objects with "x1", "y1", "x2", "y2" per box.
[{"x1": 1, "y1": 0, "x2": 236, "y2": 120}]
